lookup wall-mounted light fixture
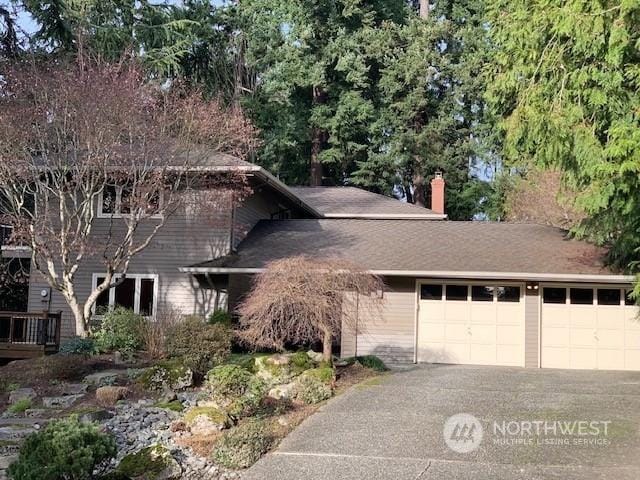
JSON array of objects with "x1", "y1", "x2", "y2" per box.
[{"x1": 526, "y1": 283, "x2": 539, "y2": 291}]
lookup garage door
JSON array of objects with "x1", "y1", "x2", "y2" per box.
[
  {"x1": 541, "y1": 286, "x2": 640, "y2": 370},
  {"x1": 417, "y1": 283, "x2": 525, "y2": 366}
]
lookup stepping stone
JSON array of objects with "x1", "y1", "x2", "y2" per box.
[
  {"x1": 0, "y1": 426, "x2": 36, "y2": 442},
  {"x1": 24, "y1": 409, "x2": 47, "y2": 418},
  {"x1": 0, "y1": 455, "x2": 17, "y2": 470},
  {"x1": 8, "y1": 388, "x2": 36, "y2": 404},
  {"x1": 42, "y1": 394, "x2": 84, "y2": 408},
  {"x1": 61, "y1": 383, "x2": 89, "y2": 395},
  {"x1": 83, "y1": 370, "x2": 121, "y2": 387}
]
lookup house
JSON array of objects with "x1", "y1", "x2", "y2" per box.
[{"x1": 4, "y1": 155, "x2": 639, "y2": 370}]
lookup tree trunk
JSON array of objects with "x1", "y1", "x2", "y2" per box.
[
  {"x1": 419, "y1": 0, "x2": 429, "y2": 18},
  {"x1": 68, "y1": 298, "x2": 89, "y2": 338},
  {"x1": 413, "y1": 172, "x2": 426, "y2": 207},
  {"x1": 322, "y1": 328, "x2": 333, "y2": 362},
  {"x1": 310, "y1": 86, "x2": 327, "y2": 186}
]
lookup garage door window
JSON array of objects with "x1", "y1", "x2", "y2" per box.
[
  {"x1": 543, "y1": 287, "x2": 566, "y2": 304},
  {"x1": 597, "y1": 288, "x2": 621, "y2": 306},
  {"x1": 497, "y1": 286, "x2": 520, "y2": 302},
  {"x1": 446, "y1": 285, "x2": 468, "y2": 301},
  {"x1": 570, "y1": 288, "x2": 593, "y2": 305},
  {"x1": 471, "y1": 286, "x2": 494, "y2": 302},
  {"x1": 420, "y1": 284, "x2": 442, "y2": 300}
]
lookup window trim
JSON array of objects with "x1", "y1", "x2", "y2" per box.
[
  {"x1": 91, "y1": 273, "x2": 159, "y2": 317},
  {"x1": 416, "y1": 280, "x2": 524, "y2": 303},
  {"x1": 97, "y1": 186, "x2": 164, "y2": 219}
]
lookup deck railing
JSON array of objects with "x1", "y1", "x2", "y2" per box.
[{"x1": 0, "y1": 311, "x2": 62, "y2": 347}]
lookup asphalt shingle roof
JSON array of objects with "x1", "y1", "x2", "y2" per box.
[
  {"x1": 288, "y1": 187, "x2": 439, "y2": 217},
  {"x1": 192, "y1": 219, "x2": 613, "y2": 276}
]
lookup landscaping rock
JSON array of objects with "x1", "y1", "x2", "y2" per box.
[
  {"x1": 255, "y1": 356, "x2": 295, "y2": 386},
  {"x1": 307, "y1": 350, "x2": 324, "y2": 363},
  {"x1": 267, "y1": 382, "x2": 296, "y2": 400},
  {"x1": 0, "y1": 454, "x2": 17, "y2": 470},
  {"x1": 176, "y1": 392, "x2": 199, "y2": 408},
  {"x1": 79, "y1": 409, "x2": 114, "y2": 424},
  {"x1": 0, "y1": 426, "x2": 36, "y2": 442},
  {"x1": 8, "y1": 388, "x2": 36, "y2": 404},
  {"x1": 266, "y1": 354, "x2": 290, "y2": 366},
  {"x1": 83, "y1": 370, "x2": 121, "y2": 387},
  {"x1": 60, "y1": 383, "x2": 89, "y2": 395},
  {"x1": 24, "y1": 409, "x2": 47, "y2": 418},
  {"x1": 184, "y1": 407, "x2": 232, "y2": 436},
  {"x1": 42, "y1": 394, "x2": 84, "y2": 408}
]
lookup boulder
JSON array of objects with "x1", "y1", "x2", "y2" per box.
[
  {"x1": 79, "y1": 409, "x2": 114, "y2": 424},
  {"x1": 255, "y1": 356, "x2": 294, "y2": 386},
  {"x1": 83, "y1": 370, "x2": 121, "y2": 387},
  {"x1": 42, "y1": 394, "x2": 84, "y2": 408},
  {"x1": 8, "y1": 388, "x2": 36, "y2": 404},
  {"x1": 307, "y1": 350, "x2": 324, "y2": 363},
  {"x1": 60, "y1": 383, "x2": 89, "y2": 395},
  {"x1": 24, "y1": 409, "x2": 47, "y2": 418},
  {"x1": 116, "y1": 444, "x2": 182, "y2": 480},
  {"x1": 183, "y1": 407, "x2": 232, "y2": 436},
  {"x1": 266, "y1": 354, "x2": 290, "y2": 366},
  {"x1": 267, "y1": 382, "x2": 296, "y2": 400}
]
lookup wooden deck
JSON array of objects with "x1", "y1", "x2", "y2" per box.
[{"x1": 0, "y1": 311, "x2": 62, "y2": 359}]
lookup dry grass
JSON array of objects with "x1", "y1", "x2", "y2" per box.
[
  {"x1": 175, "y1": 431, "x2": 224, "y2": 457},
  {"x1": 96, "y1": 386, "x2": 130, "y2": 407},
  {"x1": 138, "y1": 307, "x2": 183, "y2": 359}
]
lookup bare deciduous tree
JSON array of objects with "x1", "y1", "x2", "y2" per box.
[
  {"x1": 236, "y1": 256, "x2": 384, "y2": 362},
  {"x1": 504, "y1": 168, "x2": 584, "y2": 230},
  {"x1": 0, "y1": 54, "x2": 258, "y2": 336}
]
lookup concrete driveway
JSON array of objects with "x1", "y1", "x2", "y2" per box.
[{"x1": 243, "y1": 364, "x2": 640, "y2": 480}]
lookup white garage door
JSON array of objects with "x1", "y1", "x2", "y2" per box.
[
  {"x1": 541, "y1": 286, "x2": 640, "y2": 370},
  {"x1": 417, "y1": 283, "x2": 525, "y2": 367}
]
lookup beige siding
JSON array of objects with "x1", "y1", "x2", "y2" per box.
[
  {"x1": 341, "y1": 277, "x2": 416, "y2": 364},
  {"x1": 524, "y1": 288, "x2": 540, "y2": 368}
]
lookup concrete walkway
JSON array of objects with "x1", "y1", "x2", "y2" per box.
[{"x1": 243, "y1": 364, "x2": 640, "y2": 480}]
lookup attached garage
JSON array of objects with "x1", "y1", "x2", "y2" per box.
[
  {"x1": 541, "y1": 285, "x2": 640, "y2": 370},
  {"x1": 417, "y1": 282, "x2": 525, "y2": 367}
]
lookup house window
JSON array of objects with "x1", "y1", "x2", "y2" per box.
[
  {"x1": 597, "y1": 288, "x2": 621, "y2": 306},
  {"x1": 93, "y1": 274, "x2": 157, "y2": 315},
  {"x1": 98, "y1": 185, "x2": 162, "y2": 218},
  {"x1": 497, "y1": 286, "x2": 520, "y2": 303},
  {"x1": 570, "y1": 288, "x2": 593, "y2": 305},
  {"x1": 471, "y1": 285, "x2": 494, "y2": 302},
  {"x1": 543, "y1": 287, "x2": 566, "y2": 304},
  {"x1": 420, "y1": 284, "x2": 442, "y2": 300},
  {"x1": 446, "y1": 285, "x2": 468, "y2": 301}
]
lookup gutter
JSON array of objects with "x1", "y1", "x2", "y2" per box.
[
  {"x1": 322, "y1": 213, "x2": 447, "y2": 220},
  {"x1": 178, "y1": 266, "x2": 635, "y2": 284}
]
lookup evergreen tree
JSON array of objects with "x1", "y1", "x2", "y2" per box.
[{"x1": 486, "y1": 0, "x2": 640, "y2": 282}]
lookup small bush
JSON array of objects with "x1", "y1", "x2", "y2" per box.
[
  {"x1": 212, "y1": 420, "x2": 275, "y2": 469},
  {"x1": 138, "y1": 307, "x2": 182, "y2": 359},
  {"x1": 59, "y1": 337, "x2": 96, "y2": 356},
  {"x1": 94, "y1": 307, "x2": 145, "y2": 355},
  {"x1": 356, "y1": 355, "x2": 387, "y2": 372},
  {"x1": 294, "y1": 374, "x2": 332, "y2": 405},
  {"x1": 305, "y1": 367, "x2": 335, "y2": 384},
  {"x1": 37, "y1": 354, "x2": 91, "y2": 381},
  {"x1": 96, "y1": 386, "x2": 129, "y2": 407},
  {"x1": 165, "y1": 317, "x2": 231, "y2": 377},
  {"x1": 208, "y1": 309, "x2": 232, "y2": 326},
  {"x1": 205, "y1": 365, "x2": 266, "y2": 417},
  {"x1": 8, "y1": 416, "x2": 116, "y2": 480},
  {"x1": 289, "y1": 351, "x2": 314, "y2": 375},
  {"x1": 116, "y1": 444, "x2": 174, "y2": 478},
  {"x1": 8, "y1": 398, "x2": 31, "y2": 415}
]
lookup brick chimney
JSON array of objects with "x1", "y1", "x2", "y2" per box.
[{"x1": 430, "y1": 171, "x2": 445, "y2": 214}]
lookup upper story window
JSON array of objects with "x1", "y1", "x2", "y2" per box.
[{"x1": 99, "y1": 185, "x2": 162, "y2": 218}]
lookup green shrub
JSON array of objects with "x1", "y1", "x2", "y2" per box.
[
  {"x1": 165, "y1": 316, "x2": 231, "y2": 377},
  {"x1": 208, "y1": 309, "x2": 232, "y2": 326},
  {"x1": 8, "y1": 398, "x2": 31, "y2": 415},
  {"x1": 305, "y1": 367, "x2": 335, "y2": 384},
  {"x1": 356, "y1": 355, "x2": 387, "y2": 372},
  {"x1": 116, "y1": 444, "x2": 174, "y2": 478},
  {"x1": 212, "y1": 420, "x2": 275, "y2": 469},
  {"x1": 94, "y1": 307, "x2": 144, "y2": 355},
  {"x1": 60, "y1": 337, "x2": 96, "y2": 356},
  {"x1": 205, "y1": 365, "x2": 266, "y2": 417},
  {"x1": 289, "y1": 351, "x2": 314, "y2": 375},
  {"x1": 228, "y1": 353, "x2": 259, "y2": 373},
  {"x1": 8, "y1": 416, "x2": 116, "y2": 480},
  {"x1": 294, "y1": 374, "x2": 332, "y2": 405}
]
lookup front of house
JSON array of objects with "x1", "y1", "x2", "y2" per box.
[{"x1": 5, "y1": 155, "x2": 639, "y2": 370}]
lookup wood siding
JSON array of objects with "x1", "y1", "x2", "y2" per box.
[
  {"x1": 341, "y1": 277, "x2": 416, "y2": 364},
  {"x1": 524, "y1": 288, "x2": 540, "y2": 368}
]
